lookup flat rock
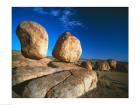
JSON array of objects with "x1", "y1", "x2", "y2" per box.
[
  {"x1": 12, "y1": 57, "x2": 51, "y2": 69},
  {"x1": 23, "y1": 71, "x2": 71, "y2": 98},
  {"x1": 48, "y1": 61, "x2": 82, "y2": 70},
  {"x1": 46, "y1": 69, "x2": 97, "y2": 98},
  {"x1": 12, "y1": 66, "x2": 70, "y2": 86},
  {"x1": 20, "y1": 69, "x2": 97, "y2": 98}
]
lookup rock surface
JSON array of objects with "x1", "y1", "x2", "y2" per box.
[
  {"x1": 81, "y1": 60, "x2": 93, "y2": 70},
  {"x1": 16, "y1": 21, "x2": 48, "y2": 59},
  {"x1": 12, "y1": 57, "x2": 51, "y2": 69},
  {"x1": 12, "y1": 52, "x2": 97, "y2": 98},
  {"x1": 23, "y1": 71, "x2": 71, "y2": 98},
  {"x1": 52, "y1": 32, "x2": 82, "y2": 62}
]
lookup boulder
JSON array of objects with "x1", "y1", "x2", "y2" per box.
[
  {"x1": 95, "y1": 61, "x2": 110, "y2": 71},
  {"x1": 23, "y1": 71, "x2": 71, "y2": 98},
  {"x1": 16, "y1": 21, "x2": 48, "y2": 59},
  {"x1": 52, "y1": 32, "x2": 82, "y2": 62},
  {"x1": 46, "y1": 69, "x2": 97, "y2": 98},
  {"x1": 81, "y1": 60, "x2": 93, "y2": 70},
  {"x1": 21, "y1": 68, "x2": 97, "y2": 98},
  {"x1": 12, "y1": 60, "x2": 98, "y2": 98},
  {"x1": 12, "y1": 66, "x2": 70, "y2": 86},
  {"x1": 108, "y1": 59, "x2": 117, "y2": 69}
]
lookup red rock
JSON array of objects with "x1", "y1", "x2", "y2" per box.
[
  {"x1": 16, "y1": 21, "x2": 48, "y2": 59},
  {"x1": 52, "y1": 32, "x2": 82, "y2": 62}
]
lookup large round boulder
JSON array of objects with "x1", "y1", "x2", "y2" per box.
[
  {"x1": 52, "y1": 32, "x2": 82, "y2": 62},
  {"x1": 16, "y1": 21, "x2": 48, "y2": 59}
]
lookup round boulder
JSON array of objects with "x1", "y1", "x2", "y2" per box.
[
  {"x1": 108, "y1": 59, "x2": 117, "y2": 69},
  {"x1": 96, "y1": 61, "x2": 110, "y2": 71},
  {"x1": 81, "y1": 60, "x2": 93, "y2": 70},
  {"x1": 16, "y1": 21, "x2": 48, "y2": 59},
  {"x1": 52, "y1": 32, "x2": 82, "y2": 62}
]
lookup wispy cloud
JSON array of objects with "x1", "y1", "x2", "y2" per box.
[
  {"x1": 50, "y1": 10, "x2": 60, "y2": 16},
  {"x1": 59, "y1": 8, "x2": 84, "y2": 30},
  {"x1": 33, "y1": 7, "x2": 48, "y2": 14},
  {"x1": 33, "y1": 7, "x2": 84, "y2": 31}
]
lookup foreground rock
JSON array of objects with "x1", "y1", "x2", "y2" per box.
[
  {"x1": 23, "y1": 71, "x2": 71, "y2": 98},
  {"x1": 52, "y1": 32, "x2": 82, "y2": 62},
  {"x1": 12, "y1": 57, "x2": 51, "y2": 69},
  {"x1": 19, "y1": 68, "x2": 97, "y2": 98},
  {"x1": 12, "y1": 60, "x2": 97, "y2": 98},
  {"x1": 16, "y1": 21, "x2": 48, "y2": 59}
]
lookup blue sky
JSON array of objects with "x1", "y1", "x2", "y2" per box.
[{"x1": 12, "y1": 7, "x2": 128, "y2": 61}]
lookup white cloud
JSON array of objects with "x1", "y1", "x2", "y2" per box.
[
  {"x1": 33, "y1": 7, "x2": 48, "y2": 14},
  {"x1": 50, "y1": 10, "x2": 60, "y2": 16},
  {"x1": 59, "y1": 8, "x2": 84, "y2": 30},
  {"x1": 33, "y1": 7, "x2": 84, "y2": 31}
]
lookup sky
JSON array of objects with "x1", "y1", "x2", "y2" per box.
[{"x1": 12, "y1": 7, "x2": 128, "y2": 61}]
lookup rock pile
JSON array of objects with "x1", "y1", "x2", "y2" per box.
[
  {"x1": 12, "y1": 56, "x2": 98, "y2": 98},
  {"x1": 13, "y1": 21, "x2": 98, "y2": 98}
]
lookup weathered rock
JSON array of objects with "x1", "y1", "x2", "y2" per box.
[
  {"x1": 23, "y1": 71, "x2": 71, "y2": 98},
  {"x1": 20, "y1": 68, "x2": 97, "y2": 98},
  {"x1": 12, "y1": 66, "x2": 70, "y2": 86},
  {"x1": 52, "y1": 32, "x2": 82, "y2": 62},
  {"x1": 81, "y1": 60, "x2": 93, "y2": 70},
  {"x1": 46, "y1": 69, "x2": 97, "y2": 98},
  {"x1": 12, "y1": 51, "x2": 98, "y2": 98},
  {"x1": 12, "y1": 61, "x2": 82, "y2": 86},
  {"x1": 95, "y1": 61, "x2": 110, "y2": 71},
  {"x1": 108, "y1": 59, "x2": 117, "y2": 69},
  {"x1": 48, "y1": 61, "x2": 82, "y2": 70},
  {"x1": 12, "y1": 57, "x2": 51, "y2": 69},
  {"x1": 16, "y1": 21, "x2": 48, "y2": 59}
]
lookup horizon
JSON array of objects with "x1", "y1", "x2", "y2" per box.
[{"x1": 12, "y1": 7, "x2": 128, "y2": 61}]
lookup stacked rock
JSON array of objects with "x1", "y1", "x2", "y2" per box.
[
  {"x1": 52, "y1": 32, "x2": 82, "y2": 62},
  {"x1": 16, "y1": 21, "x2": 48, "y2": 59},
  {"x1": 14, "y1": 21, "x2": 98, "y2": 98}
]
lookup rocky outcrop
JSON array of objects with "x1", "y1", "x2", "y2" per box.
[
  {"x1": 23, "y1": 71, "x2": 71, "y2": 98},
  {"x1": 12, "y1": 52, "x2": 98, "y2": 98},
  {"x1": 12, "y1": 57, "x2": 51, "y2": 69},
  {"x1": 52, "y1": 32, "x2": 82, "y2": 62},
  {"x1": 108, "y1": 59, "x2": 117, "y2": 69},
  {"x1": 95, "y1": 61, "x2": 110, "y2": 71},
  {"x1": 16, "y1": 21, "x2": 48, "y2": 59},
  {"x1": 81, "y1": 60, "x2": 93, "y2": 70}
]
